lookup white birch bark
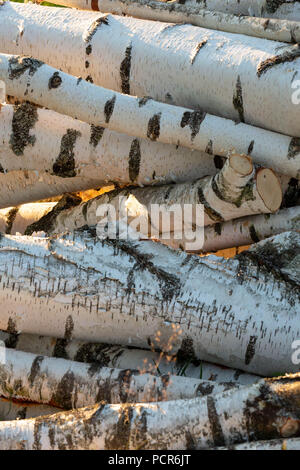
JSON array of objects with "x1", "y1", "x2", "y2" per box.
[
  {"x1": 216, "y1": 438, "x2": 300, "y2": 450},
  {"x1": 181, "y1": 0, "x2": 300, "y2": 21},
  {"x1": 0, "y1": 374, "x2": 299, "y2": 449},
  {"x1": 39, "y1": 156, "x2": 282, "y2": 249},
  {"x1": 0, "y1": 331, "x2": 260, "y2": 384},
  {"x1": 0, "y1": 3, "x2": 300, "y2": 137},
  {"x1": 200, "y1": 206, "x2": 300, "y2": 252},
  {"x1": 0, "y1": 230, "x2": 298, "y2": 376},
  {"x1": 48, "y1": 0, "x2": 300, "y2": 43},
  {"x1": 0, "y1": 349, "x2": 242, "y2": 408},
  {"x1": 1, "y1": 101, "x2": 299, "y2": 180},
  {"x1": 0, "y1": 103, "x2": 217, "y2": 184},
  {"x1": 0, "y1": 397, "x2": 61, "y2": 421},
  {"x1": 0, "y1": 203, "x2": 57, "y2": 235},
  {"x1": 0, "y1": 170, "x2": 113, "y2": 209}
]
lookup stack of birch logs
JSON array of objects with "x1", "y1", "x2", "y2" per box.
[{"x1": 0, "y1": 0, "x2": 298, "y2": 450}]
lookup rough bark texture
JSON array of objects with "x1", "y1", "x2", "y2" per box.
[
  {"x1": 0, "y1": 3, "x2": 300, "y2": 136},
  {"x1": 180, "y1": 0, "x2": 300, "y2": 21},
  {"x1": 48, "y1": 0, "x2": 300, "y2": 43},
  {"x1": 0, "y1": 102, "x2": 218, "y2": 184},
  {"x1": 215, "y1": 437, "x2": 300, "y2": 450},
  {"x1": 0, "y1": 374, "x2": 299, "y2": 449},
  {"x1": 0, "y1": 229, "x2": 298, "y2": 376},
  {"x1": 0, "y1": 349, "x2": 240, "y2": 408}
]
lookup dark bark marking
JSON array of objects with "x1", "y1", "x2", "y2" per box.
[
  {"x1": 214, "y1": 155, "x2": 225, "y2": 169},
  {"x1": 257, "y1": 44, "x2": 300, "y2": 77},
  {"x1": 282, "y1": 177, "x2": 300, "y2": 208},
  {"x1": 249, "y1": 225, "x2": 260, "y2": 243},
  {"x1": 207, "y1": 395, "x2": 225, "y2": 447},
  {"x1": 118, "y1": 369, "x2": 135, "y2": 403},
  {"x1": 177, "y1": 338, "x2": 197, "y2": 363},
  {"x1": 233, "y1": 75, "x2": 245, "y2": 123},
  {"x1": 185, "y1": 431, "x2": 197, "y2": 450},
  {"x1": 8, "y1": 56, "x2": 43, "y2": 81},
  {"x1": 198, "y1": 186, "x2": 224, "y2": 223},
  {"x1": 128, "y1": 139, "x2": 141, "y2": 182},
  {"x1": 205, "y1": 140, "x2": 213, "y2": 155},
  {"x1": 180, "y1": 110, "x2": 206, "y2": 141},
  {"x1": 108, "y1": 239, "x2": 181, "y2": 301},
  {"x1": 5, "y1": 206, "x2": 19, "y2": 234},
  {"x1": 52, "y1": 314, "x2": 75, "y2": 360},
  {"x1": 5, "y1": 317, "x2": 19, "y2": 349},
  {"x1": 147, "y1": 113, "x2": 161, "y2": 141},
  {"x1": 105, "y1": 404, "x2": 134, "y2": 450},
  {"x1": 51, "y1": 370, "x2": 75, "y2": 409},
  {"x1": 52, "y1": 129, "x2": 81, "y2": 178},
  {"x1": 25, "y1": 194, "x2": 81, "y2": 236},
  {"x1": 266, "y1": 0, "x2": 298, "y2": 14},
  {"x1": 74, "y1": 343, "x2": 112, "y2": 365},
  {"x1": 85, "y1": 61, "x2": 90, "y2": 69},
  {"x1": 48, "y1": 72, "x2": 62, "y2": 90},
  {"x1": 191, "y1": 39, "x2": 208, "y2": 65},
  {"x1": 0, "y1": 164, "x2": 4, "y2": 173},
  {"x1": 248, "y1": 140, "x2": 255, "y2": 155},
  {"x1": 33, "y1": 420, "x2": 42, "y2": 450},
  {"x1": 138, "y1": 96, "x2": 152, "y2": 107},
  {"x1": 28, "y1": 356, "x2": 44, "y2": 386},
  {"x1": 86, "y1": 75, "x2": 94, "y2": 83},
  {"x1": 91, "y1": 0, "x2": 99, "y2": 11},
  {"x1": 196, "y1": 382, "x2": 214, "y2": 396},
  {"x1": 104, "y1": 95, "x2": 116, "y2": 123},
  {"x1": 9, "y1": 102, "x2": 38, "y2": 156},
  {"x1": 86, "y1": 45, "x2": 92, "y2": 55},
  {"x1": 83, "y1": 15, "x2": 109, "y2": 43},
  {"x1": 245, "y1": 336, "x2": 258, "y2": 365},
  {"x1": 90, "y1": 125, "x2": 105, "y2": 148},
  {"x1": 16, "y1": 407, "x2": 27, "y2": 420},
  {"x1": 214, "y1": 222, "x2": 222, "y2": 236},
  {"x1": 287, "y1": 137, "x2": 300, "y2": 160},
  {"x1": 120, "y1": 44, "x2": 132, "y2": 95}
]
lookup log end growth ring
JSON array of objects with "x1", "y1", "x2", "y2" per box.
[{"x1": 256, "y1": 168, "x2": 282, "y2": 212}]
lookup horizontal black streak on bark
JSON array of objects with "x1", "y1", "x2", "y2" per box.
[{"x1": 257, "y1": 45, "x2": 300, "y2": 77}]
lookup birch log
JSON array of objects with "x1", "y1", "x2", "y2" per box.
[
  {"x1": 0, "y1": 331, "x2": 260, "y2": 384},
  {"x1": 216, "y1": 438, "x2": 300, "y2": 450},
  {"x1": 0, "y1": 349, "x2": 242, "y2": 408},
  {"x1": 181, "y1": 0, "x2": 300, "y2": 21},
  {"x1": 0, "y1": 229, "x2": 298, "y2": 376},
  {"x1": 1, "y1": 3, "x2": 300, "y2": 136},
  {"x1": 0, "y1": 170, "x2": 113, "y2": 209},
  {"x1": 0, "y1": 203, "x2": 57, "y2": 235},
  {"x1": 0, "y1": 56, "x2": 298, "y2": 181},
  {"x1": 48, "y1": 0, "x2": 300, "y2": 44},
  {"x1": 34, "y1": 155, "x2": 282, "y2": 249},
  {"x1": 1, "y1": 98, "x2": 299, "y2": 180},
  {"x1": 0, "y1": 374, "x2": 299, "y2": 449},
  {"x1": 0, "y1": 103, "x2": 217, "y2": 184},
  {"x1": 0, "y1": 397, "x2": 61, "y2": 421},
  {"x1": 196, "y1": 206, "x2": 300, "y2": 252}
]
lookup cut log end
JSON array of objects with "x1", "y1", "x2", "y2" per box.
[
  {"x1": 256, "y1": 168, "x2": 282, "y2": 212},
  {"x1": 229, "y1": 153, "x2": 253, "y2": 176}
]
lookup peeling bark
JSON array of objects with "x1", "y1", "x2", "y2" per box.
[
  {"x1": 0, "y1": 230, "x2": 298, "y2": 375},
  {"x1": 0, "y1": 374, "x2": 299, "y2": 449},
  {"x1": 0, "y1": 397, "x2": 61, "y2": 422},
  {"x1": 0, "y1": 3, "x2": 300, "y2": 136}
]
